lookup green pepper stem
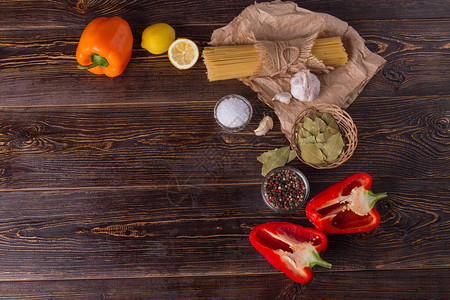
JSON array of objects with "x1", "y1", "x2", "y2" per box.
[
  {"x1": 310, "y1": 250, "x2": 332, "y2": 269},
  {"x1": 368, "y1": 190, "x2": 388, "y2": 208},
  {"x1": 77, "y1": 53, "x2": 108, "y2": 70}
]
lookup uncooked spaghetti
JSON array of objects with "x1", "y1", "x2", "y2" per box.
[
  {"x1": 203, "y1": 37, "x2": 348, "y2": 81},
  {"x1": 311, "y1": 37, "x2": 348, "y2": 68},
  {"x1": 202, "y1": 45, "x2": 262, "y2": 81}
]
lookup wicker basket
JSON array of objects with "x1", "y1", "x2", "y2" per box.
[{"x1": 291, "y1": 103, "x2": 358, "y2": 169}]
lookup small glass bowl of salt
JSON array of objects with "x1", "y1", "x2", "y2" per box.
[{"x1": 214, "y1": 94, "x2": 253, "y2": 132}]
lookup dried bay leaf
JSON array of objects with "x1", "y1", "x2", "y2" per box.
[
  {"x1": 321, "y1": 112, "x2": 334, "y2": 125},
  {"x1": 310, "y1": 118, "x2": 321, "y2": 135},
  {"x1": 299, "y1": 135, "x2": 316, "y2": 148},
  {"x1": 299, "y1": 127, "x2": 311, "y2": 138},
  {"x1": 316, "y1": 133, "x2": 327, "y2": 143},
  {"x1": 322, "y1": 133, "x2": 345, "y2": 163},
  {"x1": 316, "y1": 142, "x2": 325, "y2": 149},
  {"x1": 296, "y1": 110, "x2": 345, "y2": 166},
  {"x1": 258, "y1": 146, "x2": 291, "y2": 164},
  {"x1": 328, "y1": 118, "x2": 340, "y2": 131},
  {"x1": 314, "y1": 110, "x2": 323, "y2": 119},
  {"x1": 260, "y1": 146, "x2": 291, "y2": 176},
  {"x1": 317, "y1": 130, "x2": 335, "y2": 143},
  {"x1": 301, "y1": 143, "x2": 325, "y2": 165},
  {"x1": 257, "y1": 149, "x2": 273, "y2": 163},
  {"x1": 308, "y1": 110, "x2": 322, "y2": 120},
  {"x1": 303, "y1": 116, "x2": 314, "y2": 133},
  {"x1": 296, "y1": 110, "x2": 345, "y2": 165},
  {"x1": 288, "y1": 150, "x2": 297, "y2": 163},
  {"x1": 317, "y1": 118, "x2": 327, "y2": 133},
  {"x1": 326, "y1": 126, "x2": 340, "y2": 136}
]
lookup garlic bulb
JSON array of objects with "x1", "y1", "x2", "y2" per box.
[
  {"x1": 290, "y1": 69, "x2": 320, "y2": 102},
  {"x1": 272, "y1": 92, "x2": 292, "y2": 104},
  {"x1": 254, "y1": 116, "x2": 274, "y2": 136}
]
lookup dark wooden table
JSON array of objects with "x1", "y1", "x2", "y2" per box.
[{"x1": 0, "y1": 0, "x2": 449, "y2": 299}]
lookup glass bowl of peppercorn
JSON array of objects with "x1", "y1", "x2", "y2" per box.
[{"x1": 261, "y1": 166, "x2": 310, "y2": 213}]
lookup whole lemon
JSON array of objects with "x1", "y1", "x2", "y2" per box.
[{"x1": 141, "y1": 23, "x2": 175, "y2": 55}]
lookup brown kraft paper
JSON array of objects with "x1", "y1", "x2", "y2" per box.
[{"x1": 209, "y1": 1, "x2": 386, "y2": 143}]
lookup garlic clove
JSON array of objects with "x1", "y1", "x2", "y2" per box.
[
  {"x1": 272, "y1": 92, "x2": 292, "y2": 104},
  {"x1": 290, "y1": 69, "x2": 320, "y2": 102},
  {"x1": 254, "y1": 115, "x2": 274, "y2": 136}
]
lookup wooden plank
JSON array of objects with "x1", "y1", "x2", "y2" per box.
[
  {"x1": 0, "y1": 96, "x2": 447, "y2": 189},
  {"x1": 0, "y1": 268, "x2": 448, "y2": 299},
  {"x1": 1, "y1": 20, "x2": 449, "y2": 106},
  {"x1": 353, "y1": 19, "x2": 450, "y2": 98},
  {"x1": 0, "y1": 0, "x2": 448, "y2": 31},
  {"x1": 0, "y1": 25, "x2": 247, "y2": 106},
  {"x1": 0, "y1": 179, "x2": 447, "y2": 280},
  {"x1": 0, "y1": 0, "x2": 447, "y2": 297},
  {"x1": 295, "y1": 268, "x2": 450, "y2": 299}
]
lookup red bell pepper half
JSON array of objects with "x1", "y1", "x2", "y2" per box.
[
  {"x1": 306, "y1": 173, "x2": 387, "y2": 234},
  {"x1": 249, "y1": 221, "x2": 331, "y2": 284}
]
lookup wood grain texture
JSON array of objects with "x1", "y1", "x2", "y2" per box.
[
  {"x1": 0, "y1": 0, "x2": 449, "y2": 297},
  {"x1": 353, "y1": 20, "x2": 450, "y2": 98},
  {"x1": 0, "y1": 268, "x2": 448, "y2": 299},
  {"x1": 292, "y1": 268, "x2": 450, "y2": 299},
  {"x1": 0, "y1": 96, "x2": 447, "y2": 189},
  {"x1": 1, "y1": 20, "x2": 449, "y2": 106},
  {"x1": 0, "y1": 0, "x2": 448, "y2": 31},
  {"x1": 0, "y1": 179, "x2": 447, "y2": 280}
]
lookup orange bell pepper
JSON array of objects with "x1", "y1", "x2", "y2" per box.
[{"x1": 76, "y1": 16, "x2": 133, "y2": 77}]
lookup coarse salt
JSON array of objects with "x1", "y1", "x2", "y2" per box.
[{"x1": 215, "y1": 96, "x2": 251, "y2": 128}]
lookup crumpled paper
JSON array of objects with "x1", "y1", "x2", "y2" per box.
[
  {"x1": 210, "y1": 1, "x2": 386, "y2": 142},
  {"x1": 254, "y1": 34, "x2": 329, "y2": 77}
]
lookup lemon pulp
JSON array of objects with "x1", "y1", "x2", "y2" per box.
[{"x1": 168, "y1": 38, "x2": 199, "y2": 70}]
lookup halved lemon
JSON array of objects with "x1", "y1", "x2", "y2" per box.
[{"x1": 168, "y1": 38, "x2": 199, "y2": 70}]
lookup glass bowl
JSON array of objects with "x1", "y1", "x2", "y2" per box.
[
  {"x1": 261, "y1": 166, "x2": 310, "y2": 213},
  {"x1": 214, "y1": 94, "x2": 253, "y2": 132}
]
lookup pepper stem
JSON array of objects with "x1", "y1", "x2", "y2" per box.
[
  {"x1": 309, "y1": 250, "x2": 332, "y2": 269},
  {"x1": 77, "y1": 53, "x2": 108, "y2": 70},
  {"x1": 368, "y1": 190, "x2": 388, "y2": 208}
]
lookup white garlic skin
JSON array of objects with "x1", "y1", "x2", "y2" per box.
[
  {"x1": 254, "y1": 115, "x2": 274, "y2": 136},
  {"x1": 290, "y1": 69, "x2": 320, "y2": 102},
  {"x1": 272, "y1": 92, "x2": 292, "y2": 104}
]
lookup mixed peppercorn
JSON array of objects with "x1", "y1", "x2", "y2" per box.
[{"x1": 263, "y1": 168, "x2": 307, "y2": 211}]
